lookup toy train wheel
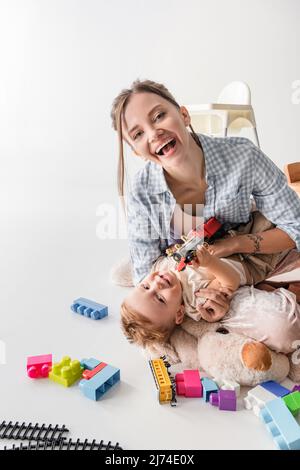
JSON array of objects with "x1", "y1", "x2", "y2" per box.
[
  {"x1": 185, "y1": 250, "x2": 195, "y2": 263},
  {"x1": 172, "y1": 253, "x2": 182, "y2": 262}
]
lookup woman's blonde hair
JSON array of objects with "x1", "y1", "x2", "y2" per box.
[
  {"x1": 110, "y1": 78, "x2": 202, "y2": 199},
  {"x1": 120, "y1": 300, "x2": 171, "y2": 348}
]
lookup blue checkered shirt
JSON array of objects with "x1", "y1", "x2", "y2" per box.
[{"x1": 127, "y1": 134, "x2": 300, "y2": 285}]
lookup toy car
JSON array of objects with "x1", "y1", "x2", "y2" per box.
[{"x1": 166, "y1": 217, "x2": 223, "y2": 271}]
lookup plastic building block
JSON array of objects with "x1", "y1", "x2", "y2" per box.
[
  {"x1": 80, "y1": 363, "x2": 120, "y2": 401},
  {"x1": 79, "y1": 358, "x2": 120, "y2": 400},
  {"x1": 261, "y1": 380, "x2": 290, "y2": 397},
  {"x1": 82, "y1": 362, "x2": 107, "y2": 380},
  {"x1": 282, "y1": 391, "x2": 300, "y2": 416},
  {"x1": 213, "y1": 377, "x2": 240, "y2": 396},
  {"x1": 292, "y1": 385, "x2": 300, "y2": 393},
  {"x1": 209, "y1": 390, "x2": 237, "y2": 411},
  {"x1": 201, "y1": 377, "x2": 219, "y2": 402},
  {"x1": 149, "y1": 358, "x2": 176, "y2": 406},
  {"x1": 71, "y1": 298, "x2": 108, "y2": 320},
  {"x1": 49, "y1": 356, "x2": 83, "y2": 387},
  {"x1": 260, "y1": 397, "x2": 300, "y2": 450},
  {"x1": 80, "y1": 358, "x2": 101, "y2": 370},
  {"x1": 27, "y1": 354, "x2": 52, "y2": 379},
  {"x1": 175, "y1": 370, "x2": 202, "y2": 398},
  {"x1": 244, "y1": 385, "x2": 277, "y2": 416}
]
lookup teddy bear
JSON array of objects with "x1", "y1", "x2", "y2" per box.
[
  {"x1": 146, "y1": 317, "x2": 297, "y2": 387},
  {"x1": 111, "y1": 255, "x2": 300, "y2": 386}
]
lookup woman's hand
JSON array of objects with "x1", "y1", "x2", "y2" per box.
[{"x1": 195, "y1": 287, "x2": 233, "y2": 322}]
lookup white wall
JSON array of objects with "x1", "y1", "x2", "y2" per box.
[{"x1": 0, "y1": 0, "x2": 299, "y2": 216}]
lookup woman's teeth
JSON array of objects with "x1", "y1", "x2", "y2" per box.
[{"x1": 156, "y1": 138, "x2": 177, "y2": 156}]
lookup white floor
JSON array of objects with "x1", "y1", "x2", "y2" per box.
[{"x1": 1, "y1": 186, "x2": 299, "y2": 450}]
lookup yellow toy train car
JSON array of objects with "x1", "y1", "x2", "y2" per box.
[{"x1": 148, "y1": 356, "x2": 176, "y2": 406}]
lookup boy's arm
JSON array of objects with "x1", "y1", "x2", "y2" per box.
[
  {"x1": 193, "y1": 245, "x2": 240, "y2": 292},
  {"x1": 192, "y1": 245, "x2": 240, "y2": 323}
]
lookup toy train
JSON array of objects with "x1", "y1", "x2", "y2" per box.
[
  {"x1": 166, "y1": 217, "x2": 223, "y2": 271},
  {"x1": 148, "y1": 356, "x2": 177, "y2": 406}
]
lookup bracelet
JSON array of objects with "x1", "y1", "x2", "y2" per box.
[{"x1": 246, "y1": 234, "x2": 263, "y2": 254}]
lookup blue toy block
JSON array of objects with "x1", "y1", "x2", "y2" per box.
[
  {"x1": 79, "y1": 364, "x2": 120, "y2": 401},
  {"x1": 71, "y1": 298, "x2": 108, "y2": 320},
  {"x1": 201, "y1": 377, "x2": 219, "y2": 402},
  {"x1": 80, "y1": 358, "x2": 101, "y2": 370},
  {"x1": 260, "y1": 397, "x2": 300, "y2": 450},
  {"x1": 261, "y1": 381, "x2": 290, "y2": 398}
]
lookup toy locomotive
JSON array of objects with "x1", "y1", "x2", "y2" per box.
[{"x1": 166, "y1": 217, "x2": 223, "y2": 271}]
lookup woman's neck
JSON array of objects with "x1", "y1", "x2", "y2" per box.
[{"x1": 163, "y1": 133, "x2": 205, "y2": 187}]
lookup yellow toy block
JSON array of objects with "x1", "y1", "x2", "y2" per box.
[{"x1": 49, "y1": 356, "x2": 83, "y2": 387}]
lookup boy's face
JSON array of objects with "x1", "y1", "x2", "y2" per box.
[{"x1": 126, "y1": 270, "x2": 185, "y2": 330}]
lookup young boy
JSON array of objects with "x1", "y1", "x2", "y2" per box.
[{"x1": 121, "y1": 245, "x2": 300, "y2": 355}]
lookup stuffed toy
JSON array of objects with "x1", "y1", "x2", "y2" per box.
[
  {"x1": 146, "y1": 317, "x2": 300, "y2": 387},
  {"x1": 111, "y1": 256, "x2": 300, "y2": 386}
]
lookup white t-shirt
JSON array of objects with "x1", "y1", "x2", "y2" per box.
[{"x1": 151, "y1": 255, "x2": 246, "y2": 321}]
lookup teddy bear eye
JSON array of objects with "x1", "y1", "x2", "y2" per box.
[{"x1": 216, "y1": 327, "x2": 229, "y2": 335}]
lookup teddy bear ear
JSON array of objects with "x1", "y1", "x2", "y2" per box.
[{"x1": 241, "y1": 341, "x2": 272, "y2": 371}]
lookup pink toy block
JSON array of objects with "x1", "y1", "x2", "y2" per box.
[
  {"x1": 175, "y1": 374, "x2": 186, "y2": 395},
  {"x1": 27, "y1": 354, "x2": 52, "y2": 379},
  {"x1": 175, "y1": 370, "x2": 202, "y2": 397},
  {"x1": 292, "y1": 385, "x2": 300, "y2": 393}
]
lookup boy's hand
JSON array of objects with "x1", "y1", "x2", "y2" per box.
[
  {"x1": 205, "y1": 237, "x2": 237, "y2": 258},
  {"x1": 195, "y1": 287, "x2": 232, "y2": 322},
  {"x1": 192, "y1": 244, "x2": 214, "y2": 268}
]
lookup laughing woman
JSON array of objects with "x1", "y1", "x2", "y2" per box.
[{"x1": 110, "y1": 79, "x2": 300, "y2": 315}]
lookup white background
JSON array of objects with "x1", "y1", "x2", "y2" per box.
[{"x1": 0, "y1": 0, "x2": 300, "y2": 450}]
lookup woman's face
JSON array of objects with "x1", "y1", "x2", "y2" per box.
[{"x1": 122, "y1": 92, "x2": 192, "y2": 167}]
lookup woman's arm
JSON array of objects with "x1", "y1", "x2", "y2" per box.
[
  {"x1": 233, "y1": 227, "x2": 295, "y2": 254},
  {"x1": 208, "y1": 227, "x2": 296, "y2": 258}
]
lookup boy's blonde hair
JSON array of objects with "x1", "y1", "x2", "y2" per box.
[
  {"x1": 120, "y1": 300, "x2": 171, "y2": 348},
  {"x1": 110, "y1": 78, "x2": 202, "y2": 200}
]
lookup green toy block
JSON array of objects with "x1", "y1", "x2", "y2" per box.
[
  {"x1": 282, "y1": 391, "x2": 300, "y2": 416},
  {"x1": 49, "y1": 356, "x2": 83, "y2": 387}
]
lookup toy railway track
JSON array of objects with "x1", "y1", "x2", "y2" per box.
[
  {"x1": 4, "y1": 438, "x2": 123, "y2": 451},
  {"x1": 149, "y1": 356, "x2": 177, "y2": 406},
  {"x1": 0, "y1": 421, "x2": 69, "y2": 442}
]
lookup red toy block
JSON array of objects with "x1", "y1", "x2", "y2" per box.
[
  {"x1": 27, "y1": 354, "x2": 52, "y2": 379},
  {"x1": 82, "y1": 362, "x2": 107, "y2": 380},
  {"x1": 175, "y1": 370, "x2": 202, "y2": 397}
]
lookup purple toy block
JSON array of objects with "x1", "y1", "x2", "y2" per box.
[
  {"x1": 209, "y1": 389, "x2": 237, "y2": 411},
  {"x1": 292, "y1": 385, "x2": 300, "y2": 393}
]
